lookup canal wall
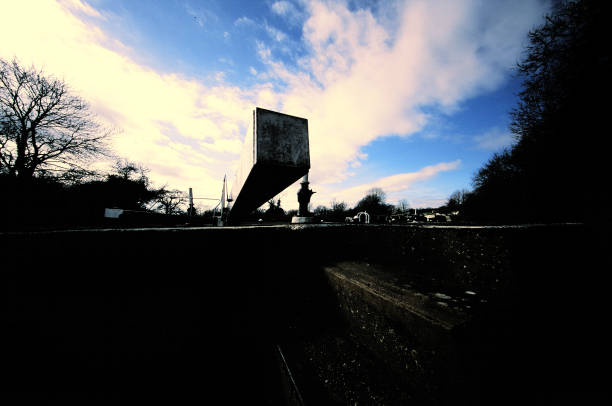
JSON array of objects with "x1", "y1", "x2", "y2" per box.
[{"x1": 1, "y1": 224, "x2": 608, "y2": 404}]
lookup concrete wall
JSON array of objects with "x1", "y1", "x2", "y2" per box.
[
  {"x1": 230, "y1": 108, "x2": 309, "y2": 218},
  {"x1": 255, "y1": 108, "x2": 309, "y2": 167},
  {"x1": 1, "y1": 224, "x2": 608, "y2": 404}
]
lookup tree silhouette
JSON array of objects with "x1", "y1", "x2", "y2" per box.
[
  {"x1": 354, "y1": 188, "x2": 393, "y2": 217},
  {"x1": 445, "y1": 190, "x2": 469, "y2": 213},
  {"x1": 0, "y1": 57, "x2": 112, "y2": 180},
  {"x1": 0, "y1": 158, "x2": 164, "y2": 230},
  {"x1": 263, "y1": 198, "x2": 286, "y2": 221},
  {"x1": 395, "y1": 199, "x2": 411, "y2": 213},
  {"x1": 465, "y1": 0, "x2": 611, "y2": 223},
  {"x1": 68, "y1": 160, "x2": 161, "y2": 212},
  {"x1": 329, "y1": 200, "x2": 348, "y2": 222},
  {"x1": 155, "y1": 189, "x2": 186, "y2": 215}
]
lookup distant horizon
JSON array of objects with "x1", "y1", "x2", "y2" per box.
[{"x1": 1, "y1": 0, "x2": 551, "y2": 211}]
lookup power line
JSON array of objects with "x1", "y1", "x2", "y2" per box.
[{"x1": 163, "y1": 193, "x2": 219, "y2": 201}]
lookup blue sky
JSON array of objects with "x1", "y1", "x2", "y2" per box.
[{"x1": 1, "y1": 0, "x2": 550, "y2": 210}]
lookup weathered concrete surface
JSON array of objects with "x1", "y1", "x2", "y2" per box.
[
  {"x1": 288, "y1": 224, "x2": 610, "y2": 405},
  {"x1": 1, "y1": 224, "x2": 609, "y2": 404},
  {"x1": 230, "y1": 108, "x2": 309, "y2": 219},
  {"x1": 325, "y1": 263, "x2": 468, "y2": 391}
]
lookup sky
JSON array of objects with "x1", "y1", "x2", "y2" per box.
[{"x1": 1, "y1": 0, "x2": 551, "y2": 211}]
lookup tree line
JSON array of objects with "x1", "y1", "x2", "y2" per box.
[
  {"x1": 312, "y1": 187, "x2": 396, "y2": 223},
  {"x1": 249, "y1": 187, "x2": 447, "y2": 224},
  {"x1": 0, "y1": 156, "x2": 203, "y2": 230},
  {"x1": 446, "y1": 0, "x2": 610, "y2": 224}
]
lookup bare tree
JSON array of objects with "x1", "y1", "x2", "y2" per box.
[
  {"x1": 0, "y1": 57, "x2": 112, "y2": 180},
  {"x1": 447, "y1": 189, "x2": 470, "y2": 210},
  {"x1": 113, "y1": 158, "x2": 150, "y2": 185},
  {"x1": 113, "y1": 159, "x2": 139, "y2": 181},
  {"x1": 155, "y1": 189, "x2": 186, "y2": 215},
  {"x1": 395, "y1": 199, "x2": 411, "y2": 213}
]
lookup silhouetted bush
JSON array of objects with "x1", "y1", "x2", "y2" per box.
[
  {"x1": 352, "y1": 188, "x2": 394, "y2": 221},
  {"x1": 0, "y1": 165, "x2": 165, "y2": 230}
]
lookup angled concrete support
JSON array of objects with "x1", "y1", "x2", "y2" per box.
[{"x1": 229, "y1": 108, "x2": 310, "y2": 221}]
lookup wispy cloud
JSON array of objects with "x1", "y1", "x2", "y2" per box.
[
  {"x1": 234, "y1": 16, "x2": 256, "y2": 27},
  {"x1": 184, "y1": 3, "x2": 218, "y2": 28},
  {"x1": 321, "y1": 160, "x2": 461, "y2": 206},
  {"x1": 1, "y1": 0, "x2": 548, "y2": 209},
  {"x1": 254, "y1": 0, "x2": 547, "y2": 190},
  {"x1": 473, "y1": 127, "x2": 515, "y2": 151},
  {"x1": 270, "y1": 1, "x2": 304, "y2": 26},
  {"x1": 264, "y1": 21, "x2": 288, "y2": 42},
  {"x1": 59, "y1": 0, "x2": 102, "y2": 18},
  {"x1": 234, "y1": 16, "x2": 292, "y2": 50},
  {"x1": 271, "y1": 1, "x2": 293, "y2": 16},
  {"x1": 1, "y1": 0, "x2": 255, "y2": 202}
]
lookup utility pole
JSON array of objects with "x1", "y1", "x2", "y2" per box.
[{"x1": 188, "y1": 188, "x2": 194, "y2": 217}]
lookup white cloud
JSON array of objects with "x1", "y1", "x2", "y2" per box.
[
  {"x1": 1, "y1": 0, "x2": 548, "y2": 210},
  {"x1": 59, "y1": 0, "x2": 102, "y2": 18},
  {"x1": 0, "y1": 0, "x2": 257, "y2": 199},
  {"x1": 234, "y1": 16, "x2": 290, "y2": 47},
  {"x1": 270, "y1": 1, "x2": 305, "y2": 26},
  {"x1": 254, "y1": 0, "x2": 548, "y2": 189},
  {"x1": 271, "y1": 1, "x2": 293, "y2": 16},
  {"x1": 264, "y1": 22, "x2": 288, "y2": 42},
  {"x1": 473, "y1": 127, "x2": 515, "y2": 151},
  {"x1": 234, "y1": 16, "x2": 256, "y2": 26},
  {"x1": 318, "y1": 160, "x2": 461, "y2": 206}
]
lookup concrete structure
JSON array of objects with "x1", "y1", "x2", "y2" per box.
[
  {"x1": 230, "y1": 108, "x2": 309, "y2": 220},
  {"x1": 104, "y1": 208, "x2": 124, "y2": 219},
  {"x1": 2, "y1": 224, "x2": 608, "y2": 404}
]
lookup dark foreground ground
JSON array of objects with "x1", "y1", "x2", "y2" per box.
[{"x1": 1, "y1": 224, "x2": 609, "y2": 404}]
